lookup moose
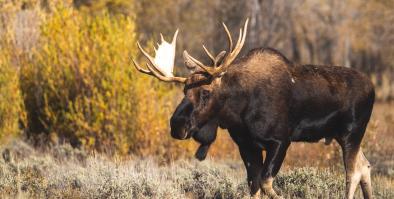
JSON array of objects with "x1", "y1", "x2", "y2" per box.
[{"x1": 131, "y1": 19, "x2": 375, "y2": 199}]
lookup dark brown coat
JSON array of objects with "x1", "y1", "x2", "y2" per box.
[{"x1": 170, "y1": 48, "x2": 374, "y2": 198}]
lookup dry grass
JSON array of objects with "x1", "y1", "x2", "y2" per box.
[
  {"x1": 0, "y1": 139, "x2": 392, "y2": 199},
  {"x1": 0, "y1": 103, "x2": 392, "y2": 199}
]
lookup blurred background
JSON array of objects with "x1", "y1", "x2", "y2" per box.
[{"x1": 0, "y1": 0, "x2": 393, "y2": 171}]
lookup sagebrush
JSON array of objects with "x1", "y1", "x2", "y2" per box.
[{"x1": 0, "y1": 140, "x2": 393, "y2": 199}]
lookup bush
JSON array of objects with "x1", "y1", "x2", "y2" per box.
[
  {"x1": 275, "y1": 167, "x2": 344, "y2": 198},
  {"x1": 0, "y1": 1, "x2": 197, "y2": 158},
  {"x1": 17, "y1": 5, "x2": 195, "y2": 156},
  {"x1": 19, "y1": 7, "x2": 136, "y2": 153}
]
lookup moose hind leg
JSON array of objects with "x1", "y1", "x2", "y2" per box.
[
  {"x1": 339, "y1": 142, "x2": 359, "y2": 199},
  {"x1": 338, "y1": 100, "x2": 373, "y2": 199},
  {"x1": 339, "y1": 141, "x2": 372, "y2": 199},
  {"x1": 359, "y1": 149, "x2": 372, "y2": 199}
]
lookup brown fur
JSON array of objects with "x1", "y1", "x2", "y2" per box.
[{"x1": 170, "y1": 47, "x2": 374, "y2": 198}]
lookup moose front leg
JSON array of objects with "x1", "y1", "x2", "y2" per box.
[
  {"x1": 260, "y1": 140, "x2": 290, "y2": 199},
  {"x1": 238, "y1": 144, "x2": 264, "y2": 198}
]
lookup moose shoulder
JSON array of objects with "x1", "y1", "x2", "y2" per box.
[{"x1": 131, "y1": 19, "x2": 374, "y2": 199}]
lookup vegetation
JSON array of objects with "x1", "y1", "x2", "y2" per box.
[
  {"x1": 135, "y1": 0, "x2": 394, "y2": 100},
  {"x1": 0, "y1": 1, "x2": 392, "y2": 198},
  {"x1": 0, "y1": 1, "x2": 197, "y2": 157},
  {"x1": 0, "y1": 0, "x2": 393, "y2": 155},
  {"x1": 0, "y1": 45, "x2": 24, "y2": 141},
  {"x1": 18, "y1": 6, "x2": 139, "y2": 153},
  {"x1": 0, "y1": 140, "x2": 392, "y2": 198}
]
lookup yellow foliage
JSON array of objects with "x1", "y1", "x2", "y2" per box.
[
  {"x1": 15, "y1": 5, "x2": 196, "y2": 157},
  {"x1": 0, "y1": 43, "x2": 25, "y2": 141}
]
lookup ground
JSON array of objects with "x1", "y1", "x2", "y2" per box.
[{"x1": 0, "y1": 103, "x2": 392, "y2": 199}]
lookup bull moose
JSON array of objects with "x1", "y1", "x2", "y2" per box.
[{"x1": 131, "y1": 19, "x2": 375, "y2": 199}]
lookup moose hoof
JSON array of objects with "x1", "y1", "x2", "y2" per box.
[
  {"x1": 261, "y1": 178, "x2": 283, "y2": 199},
  {"x1": 262, "y1": 190, "x2": 283, "y2": 199},
  {"x1": 250, "y1": 190, "x2": 261, "y2": 199}
]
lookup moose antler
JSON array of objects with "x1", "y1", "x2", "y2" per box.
[
  {"x1": 131, "y1": 30, "x2": 187, "y2": 83},
  {"x1": 184, "y1": 19, "x2": 249, "y2": 77}
]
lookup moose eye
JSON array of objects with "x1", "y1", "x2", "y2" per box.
[{"x1": 200, "y1": 90, "x2": 210, "y2": 101}]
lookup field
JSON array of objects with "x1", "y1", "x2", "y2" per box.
[
  {"x1": 0, "y1": 1, "x2": 393, "y2": 199},
  {"x1": 0, "y1": 103, "x2": 392, "y2": 199}
]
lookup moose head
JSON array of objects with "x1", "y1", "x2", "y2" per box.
[{"x1": 131, "y1": 20, "x2": 249, "y2": 146}]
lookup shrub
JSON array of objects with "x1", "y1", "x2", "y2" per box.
[
  {"x1": 19, "y1": 7, "x2": 136, "y2": 153},
  {"x1": 18, "y1": 5, "x2": 195, "y2": 156},
  {"x1": 275, "y1": 167, "x2": 344, "y2": 198},
  {"x1": 0, "y1": 142, "x2": 393, "y2": 199}
]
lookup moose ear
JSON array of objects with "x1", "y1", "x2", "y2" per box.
[
  {"x1": 214, "y1": 51, "x2": 227, "y2": 67},
  {"x1": 183, "y1": 51, "x2": 199, "y2": 69}
]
